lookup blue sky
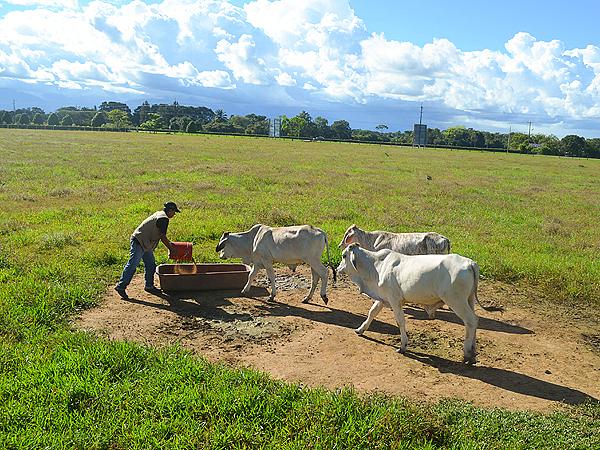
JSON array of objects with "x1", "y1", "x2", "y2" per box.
[
  {"x1": 350, "y1": 0, "x2": 600, "y2": 51},
  {"x1": 1, "y1": 0, "x2": 600, "y2": 137}
]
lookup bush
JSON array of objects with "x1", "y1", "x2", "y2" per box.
[
  {"x1": 60, "y1": 114, "x2": 74, "y2": 126},
  {"x1": 186, "y1": 121, "x2": 198, "y2": 133},
  {"x1": 47, "y1": 113, "x2": 60, "y2": 126},
  {"x1": 32, "y1": 113, "x2": 45, "y2": 125},
  {"x1": 91, "y1": 112, "x2": 107, "y2": 127}
]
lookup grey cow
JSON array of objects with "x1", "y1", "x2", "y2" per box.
[{"x1": 339, "y1": 224, "x2": 450, "y2": 255}]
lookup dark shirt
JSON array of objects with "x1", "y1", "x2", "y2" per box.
[{"x1": 157, "y1": 217, "x2": 169, "y2": 235}]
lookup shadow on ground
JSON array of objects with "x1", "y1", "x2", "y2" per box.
[
  {"x1": 404, "y1": 307, "x2": 533, "y2": 335},
  {"x1": 123, "y1": 287, "x2": 270, "y2": 322},
  {"x1": 125, "y1": 287, "x2": 533, "y2": 337},
  {"x1": 405, "y1": 351, "x2": 599, "y2": 405}
]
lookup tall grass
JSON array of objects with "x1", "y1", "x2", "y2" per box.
[{"x1": 0, "y1": 129, "x2": 599, "y2": 448}]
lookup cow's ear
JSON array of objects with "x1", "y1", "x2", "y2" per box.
[
  {"x1": 344, "y1": 232, "x2": 354, "y2": 245},
  {"x1": 349, "y1": 248, "x2": 358, "y2": 271},
  {"x1": 216, "y1": 237, "x2": 227, "y2": 252}
]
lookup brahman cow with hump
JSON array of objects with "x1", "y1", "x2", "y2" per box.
[
  {"x1": 339, "y1": 224, "x2": 451, "y2": 319},
  {"x1": 337, "y1": 243, "x2": 480, "y2": 364},
  {"x1": 216, "y1": 224, "x2": 336, "y2": 304}
]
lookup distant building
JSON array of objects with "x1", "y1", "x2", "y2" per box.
[
  {"x1": 413, "y1": 124, "x2": 427, "y2": 147},
  {"x1": 269, "y1": 118, "x2": 281, "y2": 137}
]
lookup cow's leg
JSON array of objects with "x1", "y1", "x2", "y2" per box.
[
  {"x1": 468, "y1": 290, "x2": 477, "y2": 312},
  {"x1": 315, "y1": 261, "x2": 329, "y2": 304},
  {"x1": 423, "y1": 300, "x2": 445, "y2": 319},
  {"x1": 264, "y1": 262, "x2": 277, "y2": 301},
  {"x1": 447, "y1": 297, "x2": 479, "y2": 364},
  {"x1": 302, "y1": 268, "x2": 319, "y2": 303},
  {"x1": 355, "y1": 300, "x2": 384, "y2": 335},
  {"x1": 241, "y1": 263, "x2": 262, "y2": 295},
  {"x1": 391, "y1": 304, "x2": 409, "y2": 354}
]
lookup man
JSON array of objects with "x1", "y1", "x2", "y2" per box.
[{"x1": 114, "y1": 201, "x2": 180, "y2": 299}]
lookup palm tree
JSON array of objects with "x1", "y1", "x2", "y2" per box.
[{"x1": 214, "y1": 109, "x2": 227, "y2": 122}]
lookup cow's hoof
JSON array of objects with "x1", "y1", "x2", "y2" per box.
[
  {"x1": 354, "y1": 328, "x2": 364, "y2": 335},
  {"x1": 301, "y1": 296, "x2": 310, "y2": 304},
  {"x1": 463, "y1": 356, "x2": 477, "y2": 365},
  {"x1": 396, "y1": 347, "x2": 407, "y2": 354},
  {"x1": 424, "y1": 308, "x2": 437, "y2": 319},
  {"x1": 320, "y1": 295, "x2": 329, "y2": 305}
]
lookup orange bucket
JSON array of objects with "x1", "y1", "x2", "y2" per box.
[{"x1": 169, "y1": 242, "x2": 193, "y2": 261}]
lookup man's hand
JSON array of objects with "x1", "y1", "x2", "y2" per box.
[{"x1": 160, "y1": 235, "x2": 173, "y2": 252}]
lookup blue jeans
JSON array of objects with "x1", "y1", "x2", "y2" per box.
[{"x1": 116, "y1": 239, "x2": 156, "y2": 289}]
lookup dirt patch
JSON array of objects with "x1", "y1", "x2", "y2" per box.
[
  {"x1": 582, "y1": 333, "x2": 600, "y2": 355},
  {"x1": 74, "y1": 267, "x2": 600, "y2": 412}
]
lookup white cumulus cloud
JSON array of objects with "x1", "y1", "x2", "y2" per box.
[
  {"x1": 0, "y1": 0, "x2": 599, "y2": 135},
  {"x1": 215, "y1": 34, "x2": 267, "y2": 84}
]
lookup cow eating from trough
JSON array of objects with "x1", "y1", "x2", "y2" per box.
[
  {"x1": 337, "y1": 243, "x2": 481, "y2": 364},
  {"x1": 339, "y1": 224, "x2": 451, "y2": 319},
  {"x1": 216, "y1": 224, "x2": 336, "y2": 304}
]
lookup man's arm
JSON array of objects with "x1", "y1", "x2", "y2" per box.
[
  {"x1": 160, "y1": 234, "x2": 174, "y2": 252},
  {"x1": 156, "y1": 218, "x2": 173, "y2": 252}
]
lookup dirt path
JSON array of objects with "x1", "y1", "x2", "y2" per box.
[{"x1": 74, "y1": 267, "x2": 600, "y2": 412}]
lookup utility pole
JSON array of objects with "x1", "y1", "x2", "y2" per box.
[
  {"x1": 507, "y1": 125, "x2": 511, "y2": 153},
  {"x1": 528, "y1": 121, "x2": 532, "y2": 140},
  {"x1": 418, "y1": 103, "x2": 423, "y2": 147}
]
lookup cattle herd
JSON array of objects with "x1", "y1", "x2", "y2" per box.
[{"x1": 216, "y1": 224, "x2": 482, "y2": 365}]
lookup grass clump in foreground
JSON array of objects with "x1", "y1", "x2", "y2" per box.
[
  {"x1": 5, "y1": 339, "x2": 449, "y2": 449},
  {"x1": 0, "y1": 129, "x2": 599, "y2": 448},
  {"x1": 1, "y1": 326, "x2": 598, "y2": 449}
]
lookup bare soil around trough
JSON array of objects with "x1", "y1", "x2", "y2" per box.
[{"x1": 75, "y1": 267, "x2": 600, "y2": 412}]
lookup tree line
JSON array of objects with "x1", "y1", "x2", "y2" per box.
[{"x1": 1, "y1": 102, "x2": 599, "y2": 158}]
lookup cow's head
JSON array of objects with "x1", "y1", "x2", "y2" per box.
[
  {"x1": 339, "y1": 224, "x2": 359, "y2": 248},
  {"x1": 339, "y1": 242, "x2": 359, "y2": 275},
  {"x1": 215, "y1": 232, "x2": 231, "y2": 259}
]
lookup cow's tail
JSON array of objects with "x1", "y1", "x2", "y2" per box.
[
  {"x1": 323, "y1": 232, "x2": 337, "y2": 284},
  {"x1": 469, "y1": 261, "x2": 480, "y2": 311},
  {"x1": 470, "y1": 262, "x2": 498, "y2": 312}
]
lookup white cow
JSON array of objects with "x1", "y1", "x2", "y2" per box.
[
  {"x1": 339, "y1": 224, "x2": 450, "y2": 255},
  {"x1": 339, "y1": 224, "x2": 451, "y2": 319},
  {"x1": 216, "y1": 224, "x2": 336, "y2": 304},
  {"x1": 337, "y1": 243, "x2": 480, "y2": 364}
]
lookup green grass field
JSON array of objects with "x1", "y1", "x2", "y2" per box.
[{"x1": 1, "y1": 129, "x2": 599, "y2": 448}]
